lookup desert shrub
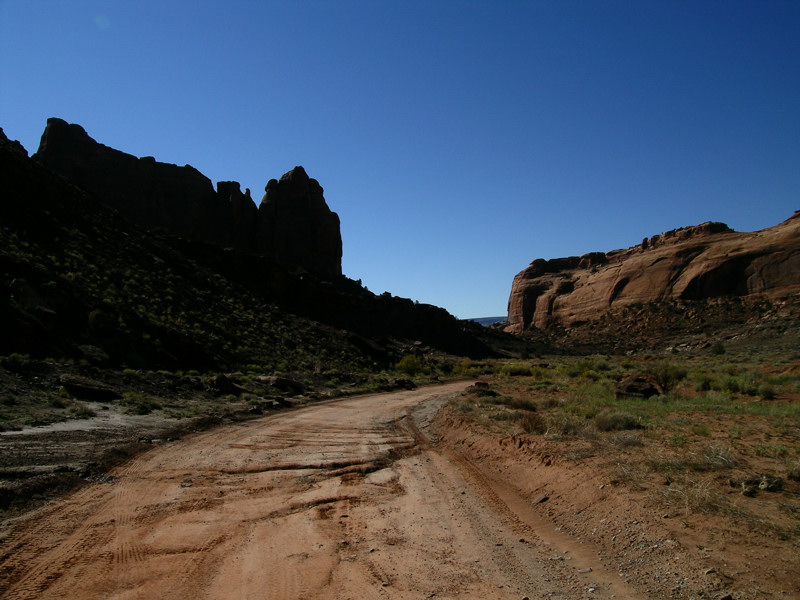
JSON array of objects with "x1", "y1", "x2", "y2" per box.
[
  {"x1": 452, "y1": 359, "x2": 493, "y2": 377},
  {"x1": 710, "y1": 341, "x2": 726, "y2": 355},
  {"x1": 694, "y1": 373, "x2": 713, "y2": 392},
  {"x1": 71, "y1": 404, "x2": 96, "y2": 418},
  {"x1": 547, "y1": 412, "x2": 585, "y2": 436},
  {"x1": 491, "y1": 410, "x2": 520, "y2": 422},
  {"x1": 501, "y1": 396, "x2": 538, "y2": 411},
  {"x1": 581, "y1": 369, "x2": 602, "y2": 381},
  {"x1": 395, "y1": 354, "x2": 425, "y2": 376},
  {"x1": 500, "y1": 363, "x2": 533, "y2": 377},
  {"x1": 537, "y1": 397, "x2": 563, "y2": 410},
  {"x1": 759, "y1": 384, "x2": 776, "y2": 400},
  {"x1": 670, "y1": 433, "x2": 688, "y2": 447},
  {"x1": 529, "y1": 365, "x2": 548, "y2": 380},
  {"x1": 123, "y1": 392, "x2": 161, "y2": 415},
  {"x1": 754, "y1": 443, "x2": 789, "y2": 458},
  {"x1": 48, "y1": 396, "x2": 68, "y2": 409},
  {"x1": 595, "y1": 411, "x2": 643, "y2": 432},
  {"x1": 720, "y1": 376, "x2": 740, "y2": 394},
  {"x1": 563, "y1": 358, "x2": 609, "y2": 378},
  {"x1": 646, "y1": 361, "x2": 687, "y2": 393},
  {"x1": 519, "y1": 411, "x2": 547, "y2": 434},
  {"x1": 692, "y1": 444, "x2": 736, "y2": 471},
  {"x1": 610, "y1": 431, "x2": 644, "y2": 446}
]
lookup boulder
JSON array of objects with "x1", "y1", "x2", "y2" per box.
[
  {"x1": 59, "y1": 374, "x2": 121, "y2": 401},
  {"x1": 208, "y1": 374, "x2": 248, "y2": 396},
  {"x1": 615, "y1": 376, "x2": 659, "y2": 399}
]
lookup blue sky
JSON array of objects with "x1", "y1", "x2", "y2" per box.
[{"x1": 2, "y1": 1, "x2": 798, "y2": 319}]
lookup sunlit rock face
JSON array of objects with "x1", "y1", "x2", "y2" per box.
[
  {"x1": 33, "y1": 118, "x2": 342, "y2": 279},
  {"x1": 506, "y1": 214, "x2": 800, "y2": 333}
]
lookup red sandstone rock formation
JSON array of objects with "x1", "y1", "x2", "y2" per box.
[{"x1": 506, "y1": 214, "x2": 800, "y2": 333}]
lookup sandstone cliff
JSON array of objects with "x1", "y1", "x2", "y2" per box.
[
  {"x1": 33, "y1": 118, "x2": 341, "y2": 279},
  {"x1": 507, "y1": 214, "x2": 800, "y2": 333}
]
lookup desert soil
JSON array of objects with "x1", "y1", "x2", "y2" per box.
[{"x1": 0, "y1": 382, "x2": 794, "y2": 599}]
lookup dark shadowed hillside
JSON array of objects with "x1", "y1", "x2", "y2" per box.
[{"x1": 1, "y1": 123, "x2": 505, "y2": 372}]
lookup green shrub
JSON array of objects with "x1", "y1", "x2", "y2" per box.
[
  {"x1": 500, "y1": 363, "x2": 533, "y2": 377},
  {"x1": 395, "y1": 354, "x2": 425, "y2": 376},
  {"x1": 694, "y1": 373, "x2": 712, "y2": 392},
  {"x1": 646, "y1": 361, "x2": 687, "y2": 393}
]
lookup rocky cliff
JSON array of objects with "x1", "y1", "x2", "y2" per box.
[
  {"x1": 258, "y1": 166, "x2": 342, "y2": 279},
  {"x1": 507, "y1": 215, "x2": 800, "y2": 333},
  {"x1": 2, "y1": 125, "x2": 495, "y2": 365},
  {"x1": 33, "y1": 118, "x2": 341, "y2": 279}
]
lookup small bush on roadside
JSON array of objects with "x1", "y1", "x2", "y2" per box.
[
  {"x1": 519, "y1": 411, "x2": 547, "y2": 434},
  {"x1": 547, "y1": 412, "x2": 585, "y2": 436},
  {"x1": 396, "y1": 354, "x2": 425, "y2": 376}
]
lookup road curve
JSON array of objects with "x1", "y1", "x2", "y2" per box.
[{"x1": 0, "y1": 381, "x2": 639, "y2": 599}]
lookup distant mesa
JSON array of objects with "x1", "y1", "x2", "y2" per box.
[
  {"x1": 33, "y1": 118, "x2": 342, "y2": 279},
  {"x1": 506, "y1": 213, "x2": 800, "y2": 333}
]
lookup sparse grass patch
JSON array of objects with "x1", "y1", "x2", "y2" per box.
[
  {"x1": 690, "y1": 423, "x2": 711, "y2": 437},
  {"x1": 122, "y1": 392, "x2": 162, "y2": 415}
]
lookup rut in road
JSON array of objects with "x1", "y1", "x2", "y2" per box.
[{"x1": 0, "y1": 382, "x2": 642, "y2": 599}]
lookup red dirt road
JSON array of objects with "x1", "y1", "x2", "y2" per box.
[{"x1": 1, "y1": 382, "x2": 643, "y2": 599}]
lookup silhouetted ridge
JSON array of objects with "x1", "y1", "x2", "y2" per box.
[{"x1": 33, "y1": 118, "x2": 342, "y2": 279}]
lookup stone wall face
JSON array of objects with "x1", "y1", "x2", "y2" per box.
[{"x1": 507, "y1": 215, "x2": 800, "y2": 332}]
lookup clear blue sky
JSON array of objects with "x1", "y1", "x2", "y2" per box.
[{"x1": 2, "y1": 1, "x2": 798, "y2": 319}]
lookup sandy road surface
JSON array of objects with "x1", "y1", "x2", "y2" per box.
[{"x1": 1, "y1": 382, "x2": 643, "y2": 599}]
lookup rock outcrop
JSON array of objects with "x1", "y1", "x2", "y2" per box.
[
  {"x1": 258, "y1": 167, "x2": 342, "y2": 279},
  {"x1": 32, "y1": 118, "x2": 341, "y2": 279},
  {"x1": 507, "y1": 215, "x2": 800, "y2": 332},
  {"x1": 2, "y1": 124, "x2": 496, "y2": 366}
]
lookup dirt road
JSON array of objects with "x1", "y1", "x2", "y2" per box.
[{"x1": 1, "y1": 382, "x2": 644, "y2": 599}]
